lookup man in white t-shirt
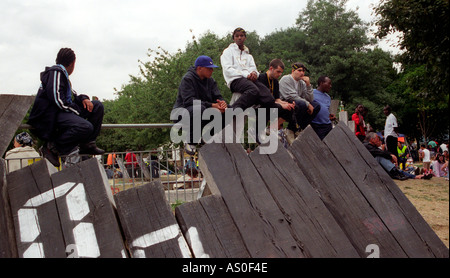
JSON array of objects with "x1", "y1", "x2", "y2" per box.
[
  {"x1": 420, "y1": 144, "x2": 431, "y2": 171},
  {"x1": 383, "y1": 105, "x2": 399, "y2": 159}
]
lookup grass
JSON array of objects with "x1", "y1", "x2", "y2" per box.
[{"x1": 395, "y1": 176, "x2": 449, "y2": 248}]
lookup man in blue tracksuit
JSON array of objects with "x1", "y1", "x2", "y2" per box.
[{"x1": 28, "y1": 48, "x2": 104, "y2": 166}]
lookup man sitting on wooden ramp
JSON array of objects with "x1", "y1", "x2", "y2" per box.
[
  {"x1": 364, "y1": 132, "x2": 431, "y2": 180},
  {"x1": 27, "y1": 48, "x2": 104, "y2": 167},
  {"x1": 171, "y1": 55, "x2": 228, "y2": 155}
]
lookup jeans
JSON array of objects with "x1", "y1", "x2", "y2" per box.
[{"x1": 376, "y1": 156, "x2": 416, "y2": 178}]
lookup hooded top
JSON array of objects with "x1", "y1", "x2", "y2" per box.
[
  {"x1": 172, "y1": 66, "x2": 224, "y2": 110},
  {"x1": 27, "y1": 64, "x2": 89, "y2": 141},
  {"x1": 220, "y1": 43, "x2": 258, "y2": 87}
]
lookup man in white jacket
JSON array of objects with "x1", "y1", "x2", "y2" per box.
[{"x1": 220, "y1": 27, "x2": 280, "y2": 112}]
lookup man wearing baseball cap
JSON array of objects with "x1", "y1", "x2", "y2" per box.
[{"x1": 171, "y1": 55, "x2": 228, "y2": 154}]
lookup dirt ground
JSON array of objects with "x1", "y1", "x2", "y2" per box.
[{"x1": 395, "y1": 176, "x2": 449, "y2": 248}]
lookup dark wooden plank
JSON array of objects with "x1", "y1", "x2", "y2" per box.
[
  {"x1": 0, "y1": 94, "x2": 35, "y2": 157},
  {"x1": 0, "y1": 158, "x2": 17, "y2": 257},
  {"x1": 50, "y1": 158, "x2": 127, "y2": 258},
  {"x1": 175, "y1": 195, "x2": 251, "y2": 258},
  {"x1": 6, "y1": 159, "x2": 66, "y2": 258},
  {"x1": 289, "y1": 126, "x2": 408, "y2": 258},
  {"x1": 114, "y1": 181, "x2": 191, "y2": 258},
  {"x1": 137, "y1": 155, "x2": 151, "y2": 179},
  {"x1": 249, "y1": 145, "x2": 360, "y2": 258},
  {"x1": 325, "y1": 122, "x2": 448, "y2": 258},
  {"x1": 198, "y1": 143, "x2": 306, "y2": 258}
]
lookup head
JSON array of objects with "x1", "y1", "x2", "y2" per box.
[
  {"x1": 56, "y1": 48, "x2": 76, "y2": 75},
  {"x1": 437, "y1": 154, "x2": 445, "y2": 163},
  {"x1": 355, "y1": 104, "x2": 364, "y2": 114},
  {"x1": 291, "y1": 62, "x2": 307, "y2": 81},
  {"x1": 232, "y1": 27, "x2": 246, "y2": 48},
  {"x1": 317, "y1": 76, "x2": 332, "y2": 93},
  {"x1": 194, "y1": 55, "x2": 218, "y2": 79},
  {"x1": 14, "y1": 132, "x2": 33, "y2": 148},
  {"x1": 420, "y1": 144, "x2": 426, "y2": 149},
  {"x1": 383, "y1": 105, "x2": 392, "y2": 116},
  {"x1": 267, "y1": 59, "x2": 285, "y2": 80},
  {"x1": 367, "y1": 132, "x2": 382, "y2": 147},
  {"x1": 362, "y1": 106, "x2": 369, "y2": 116}
]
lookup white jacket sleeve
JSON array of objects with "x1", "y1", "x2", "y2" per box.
[{"x1": 221, "y1": 48, "x2": 243, "y2": 87}]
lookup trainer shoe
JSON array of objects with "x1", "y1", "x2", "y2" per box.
[
  {"x1": 39, "y1": 143, "x2": 60, "y2": 167},
  {"x1": 79, "y1": 141, "x2": 105, "y2": 155},
  {"x1": 285, "y1": 128, "x2": 295, "y2": 145},
  {"x1": 185, "y1": 143, "x2": 197, "y2": 156}
]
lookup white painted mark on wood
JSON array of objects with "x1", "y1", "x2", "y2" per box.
[
  {"x1": 130, "y1": 224, "x2": 192, "y2": 258},
  {"x1": 186, "y1": 227, "x2": 209, "y2": 258},
  {"x1": 17, "y1": 182, "x2": 101, "y2": 258},
  {"x1": 73, "y1": 223, "x2": 100, "y2": 257}
]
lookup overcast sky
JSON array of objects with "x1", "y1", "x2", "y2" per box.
[{"x1": 0, "y1": 0, "x2": 397, "y2": 101}]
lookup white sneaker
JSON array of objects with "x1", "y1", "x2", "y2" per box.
[{"x1": 285, "y1": 129, "x2": 295, "y2": 145}]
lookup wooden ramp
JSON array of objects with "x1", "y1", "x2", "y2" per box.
[
  {"x1": 0, "y1": 94, "x2": 35, "y2": 158},
  {"x1": 1, "y1": 93, "x2": 448, "y2": 257}
]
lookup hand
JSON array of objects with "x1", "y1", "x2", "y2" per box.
[
  {"x1": 301, "y1": 76, "x2": 310, "y2": 86},
  {"x1": 307, "y1": 103, "x2": 314, "y2": 115},
  {"x1": 247, "y1": 72, "x2": 258, "y2": 82},
  {"x1": 281, "y1": 101, "x2": 295, "y2": 111},
  {"x1": 82, "y1": 99, "x2": 93, "y2": 112},
  {"x1": 391, "y1": 154, "x2": 398, "y2": 165},
  {"x1": 329, "y1": 114, "x2": 337, "y2": 121},
  {"x1": 213, "y1": 99, "x2": 228, "y2": 113}
]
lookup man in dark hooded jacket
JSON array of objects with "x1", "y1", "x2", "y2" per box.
[
  {"x1": 27, "y1": 48, "x2": 104, "y2": 167},
  {"x1": 171, "y1": 55, "x2": 227, "y2": 154}
]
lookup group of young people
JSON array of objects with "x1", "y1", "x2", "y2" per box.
[
  {"x1": 172, "y1": 27, "x2": 337, "y2": 154},
  {"x1": 16, "y1": 27, "x2": 444, "y2": 185}
]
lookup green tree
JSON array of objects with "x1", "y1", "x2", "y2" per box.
[{"x1": 374, "y1": 0, "x2": 449, "y2": 140}]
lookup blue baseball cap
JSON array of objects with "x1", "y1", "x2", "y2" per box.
[{"x1": 194, "y1": 55, "x2": 219, "y2": 68}]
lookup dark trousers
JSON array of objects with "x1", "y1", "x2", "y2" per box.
[
  {"x1": 386, "y1": 135, "x2": 398, "y2": 159},
  {"x1": 54, "y1": 100, "x2": 104, "y2": 154},
  {"x1": 230, "y1": 78, "x2": 283, "y2": 136},
  {"x1": 290, "y1": 99, "x2": 321, "y2": 131},
  {"x1": 176, "y1": 104, "x2": 226, "y2": 144},
  {"x1": 310, "y1": 122, "x2": 333, "y2": 140},
  {"x1": 230, "y1": 78, "x2": 278, "y2": 110}
]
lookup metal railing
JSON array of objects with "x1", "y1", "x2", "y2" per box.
[{"x1": 11, "y1": 123, "x2": 203, "y2": 205}]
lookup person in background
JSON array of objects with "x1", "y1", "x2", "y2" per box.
[
  {"x1": 4, "y1": 132, "x2": 40, "y2": 173},
  {"x1": 383, "y1": 105, "x2": 399, "y2": 160},
  {"x1": 364, "y1": 132, "x2": 431, "y2": 180},
  {"x1": 352, "y1": 104, "x2": 366, "y2": 142},
  {"x1": 397, "y1": 141, "x2": 408, "y2": 170},
  {"x1": 125, "y1": 149, "x2": 140, "y2": 178},
  {"x1": 420, "y1": 144, "x2": 431, "y2": 173},
  {"x1": 432, "y1": 154, "x2": 447, "y2": 177}
]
